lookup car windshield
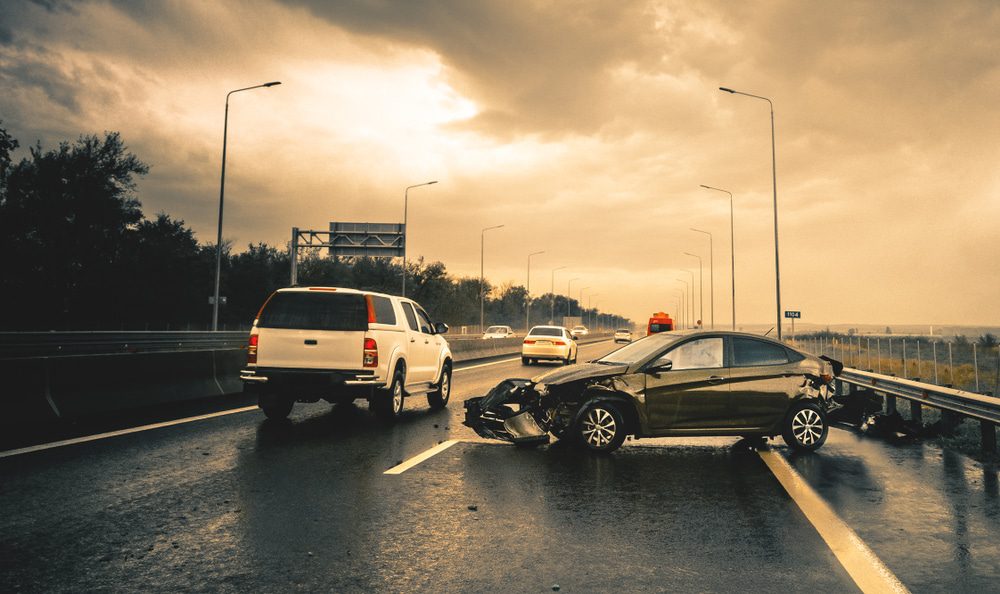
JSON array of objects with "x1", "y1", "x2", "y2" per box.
[
  {"x1": 529, "y1": 327, "x2": 562, "y2": 337},
  {"x1": 596, "y1": 334, "x2": 683, "y2": 365}
]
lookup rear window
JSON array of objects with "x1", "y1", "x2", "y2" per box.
[
  {"x1": 370, "y1": 295, "x2": 397, "y2": 325},
  {"x1": 529, "y1": 327, "x2": 562, "y2": 337},
  {"x1": 257, "y1": 292, "x2": 368, "y2": 331},
  {"x1": 732, "y1": 337, "x2": 790, "y2": 367},
  {"x1": 649, "y1": 323, "x2": 672, "y2": 333}
]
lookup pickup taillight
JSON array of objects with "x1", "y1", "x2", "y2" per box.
[
  {"x1": 363, "y1": 338, "x2": 378, "y2": 368},
  {"x1": 247, "y1": 334, "x2": 259, "y2": 364}
]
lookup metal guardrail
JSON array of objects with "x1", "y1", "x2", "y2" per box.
[
  {"x1": 837, "y1": 367, "x2": 999, "y2": 451},
  {"x1": 0, "y1": 331, "x2": 248, "y2": 359}
]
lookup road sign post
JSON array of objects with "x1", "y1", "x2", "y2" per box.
[{"x1": 784, "y1": 310, "x2": 801, "y2": 343}]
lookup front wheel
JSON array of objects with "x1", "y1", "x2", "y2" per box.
[
  {"x1": 575, "y1": 402, "x2": 627, "y2": 453},
  {"x1": 782, "y1": 401, "x2": 828, "y2": 451},
  {"x1": 427, "y1": 363, "x2": 451, "y2": 410},
  {"x1": 373, "y1": 368, "x2": 405, "y2": 420}
]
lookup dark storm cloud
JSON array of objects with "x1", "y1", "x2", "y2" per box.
[{"x1": 0, "y1": 51, "x2": 82, "y2": 112}]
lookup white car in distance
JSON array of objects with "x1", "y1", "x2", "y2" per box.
[
  {"x1": 614, "y1": 328, "x2": 633, "y2": 343},
  {"x1": 482, "y1": 325, "x2": 516, "y2": 339},
  {"x1": 570, "y1": 325, "x2": 589, "y2": 337},
  {"x1": 522, "y1": 325, "x2": 578, "y2": 365}
]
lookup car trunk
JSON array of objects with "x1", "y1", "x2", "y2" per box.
[{"x1": 254, "y1": 291, "x2": 369, "y2": 370}]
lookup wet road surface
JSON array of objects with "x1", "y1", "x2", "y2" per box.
[{"x1": 1, "y1": 339, "x2": 998, "y2": 592}]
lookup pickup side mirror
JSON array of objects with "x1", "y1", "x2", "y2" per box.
[
  {"x1": 646, "y1": 359, "x2": 672, "y2": 374},
  {"x1": 434, "y1": 322, "x2": 449, "y2": 335}
]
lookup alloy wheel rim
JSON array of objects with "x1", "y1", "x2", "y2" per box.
[
  {"x1": 582, "y1": 408, "x2": 617, "y2": 448},
  {"x1": 440, "y1": 372, "x2": 450, "y2": 401},
  {"x1": 393, "y1": 381, "x2": 403, "y2": 413},
  {"x1": 791, "y1": 409, "x2": 823, "y2": 445}
]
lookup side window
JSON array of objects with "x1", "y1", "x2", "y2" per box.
[
  {"x1": 414, "y1": 306, "x2": 434, "y2": 334},
  {"x1": 401, "y1": 302, "x2": 419, "y2": 331},
  {"x1": 656, "y1": 338, "x2": 724, "y2": 370},
  {"x1": 370, "y1": 295, "x2": 397, "y2": 325},
  {"x1": 732, "y1": 338, "x2": 789, "y2": 367}
]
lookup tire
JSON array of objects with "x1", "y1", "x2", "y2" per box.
[
  {"x1": 563, "y1": 355, "x2": 571, "y2": 365},
  {"x1": 782, "y1": 401, "x2": 828, "y2": 451},
  {"x1": 575, "y1": 401, "x2": 628, "y2": 453},
  {"x1": 427, "y1": 363, "x2": 452, "y2": 410},
  {"x1": 261, "y1": 398, "x2": 293, "y2": 420},
  {"x1": 522, "y1": 356, "x2": 530, "y2": 365},
  {"x1": 373, "y1": 367, "x2": 405, "y2": 420}
]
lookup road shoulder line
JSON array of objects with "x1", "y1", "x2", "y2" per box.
[
  {"x1": 0, "y1": 405, "x2": 259, "y2": 459},
  {"x1": 758, "y1": 448, "x2": 909, "y2": 594}
]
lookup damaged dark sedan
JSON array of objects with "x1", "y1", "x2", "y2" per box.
[{"x1": 464, "y1": 330, "x2": 843, "y2": 453}]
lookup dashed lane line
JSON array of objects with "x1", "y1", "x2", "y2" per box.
[
  {"x1": 0, "y1": 406, "x2": 259, "y2": 459},
  {"x1": 758, "y1": 448, "x2": 910, "y2": 594}
]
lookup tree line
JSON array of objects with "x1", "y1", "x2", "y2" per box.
[{"x1": 0, "y1": 125, "x2": 630, "y2": 331}]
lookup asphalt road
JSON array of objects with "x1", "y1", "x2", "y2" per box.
[{"x1": 2, "y1": 339, "x2": 999, "y2": 593}]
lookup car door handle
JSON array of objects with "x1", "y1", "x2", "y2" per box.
[
  {"x1": 706, "y1": 375, "x2": 725, "y2": 384},
  {"x1": 410, "y1": 338, "x2": 416, "y2": 343},
  {"x1": 304, "y1": 339, "x2": 317, "y2": 345}
]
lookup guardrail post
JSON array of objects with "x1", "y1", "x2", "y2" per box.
[
  {"x1": 982, "y1": 421, "x2": 997, "y2": 455},
  {"x1": 885, "y1": 394, "x2": 897, "y2": 415},
  {"x1": 941, "y1": 410, "x2": 962, "y2": 436}
]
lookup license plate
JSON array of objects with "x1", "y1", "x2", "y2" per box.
[{"x1": 536, "y1": 340, "x2": 551, "y2": 345}]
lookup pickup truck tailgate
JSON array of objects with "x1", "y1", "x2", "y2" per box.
[{"x1": 253, "y1": 291, "x2": 369, "y2": 370}]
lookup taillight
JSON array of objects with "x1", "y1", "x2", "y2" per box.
[
  {"x1": 552, "y1": 340, "x2": 566, "y2": 346},
  {"x1": 363, "y1": 338, "x2": 378, "y2": 368},
  {"x1": 524, "y1": 339, "x2": 536, "y2": 344},
  {"x1": 247, "y1": 334, "x2": 259, "y2": 364}
]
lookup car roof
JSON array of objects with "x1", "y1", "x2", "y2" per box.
[
  {"x1": 529, "y1": 325, "x2": 566, "y2": 330},
  {"x1": 277, "y1": 286, "x2": 402, "y2": 300}
]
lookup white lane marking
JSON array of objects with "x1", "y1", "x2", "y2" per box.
[
  {"x1": 454, "y1": 339, "x2": 611, "y2": 373},
  {"x1": 384, "y1": 439, "x2": 461, "y2": 474},
  {"x1": 758, "y1": 448, "x2": 910, "y2": 594},
  {"x1": 0, "y1": 406, "x2": 259, "y2": 459}
]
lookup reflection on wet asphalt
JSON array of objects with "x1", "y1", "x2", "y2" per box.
[
  {"x1": 0, "y1": 339, "x2": 997, "y2": 592},
  {"x1": 783, "y1": 428, "x2": 1000, "y2": 592}
]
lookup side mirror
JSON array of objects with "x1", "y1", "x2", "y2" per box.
[
  {"x1": 646, "y1": 359, "x2": 672, "y2": 374},
  {"x1": 572, "y1": 335, "x2": 579, "y2": 341},
  {"x1": 434, "y1": 322, "x2": 449, "y2": 335}
]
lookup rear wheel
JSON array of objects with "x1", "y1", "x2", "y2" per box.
[
  {"x1": 427, "y1": 363, "x2": 451, "y2": 409},
  {"x1": 522, "y1": 356, "x2": 530, "y2": 365},
  {"x1": 782, "y1": 401, "x2": 828, "y2": 451},
  {"x1": 260, "y1": 398, "x2": 293, "y2": 420},
  {"x1": 575, "y1": 401, "x2": 627, "y2": 453},
  {"x1": 373, "y1": 367, "x2": 405, "y2": 420}
]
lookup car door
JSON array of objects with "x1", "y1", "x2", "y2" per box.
[
  {"x1": 729, "y1": 337, "x2": 804, "y2": 429},
  {"x1": 642, "y1": 336, "x2": 731, "y2": 432},
  {"x1": 412, "y1": 303, "x2": 444, "y2": 384},
  {"x1": 400, "y1": 302, "x2": 433, "y2": 384}
]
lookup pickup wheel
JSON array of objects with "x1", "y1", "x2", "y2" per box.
[
  {"x1": 427, "y1": 362, "x2": 452, "y2": 410},
  {"x1": 260, "y1": 398, "x2": 293, "y2": 420},
  {"x1": 373, "y1": 367, "x2": 405, "y2": 420}
]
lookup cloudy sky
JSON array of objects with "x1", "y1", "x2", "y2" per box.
[{"x1": 2, "y1": 0, "x2": 998, "y2": 328}]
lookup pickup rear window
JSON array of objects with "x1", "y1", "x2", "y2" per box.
[{"x1": 257, "y1": 292, "x2": 368, "y2": 331}]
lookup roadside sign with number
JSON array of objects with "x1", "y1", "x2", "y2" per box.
[{"x1": 785, "y1": 310, "x2": 801, "y2": 319}]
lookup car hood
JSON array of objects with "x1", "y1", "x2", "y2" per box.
[{"x1": 533, "y1": 362, "x2": 629, "y2": 385}]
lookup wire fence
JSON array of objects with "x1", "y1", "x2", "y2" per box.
[{"x1": 794, "y1": 336, "x2": 1000, "y2": 397}]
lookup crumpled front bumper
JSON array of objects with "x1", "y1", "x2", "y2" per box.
[{"x1": 463, "y1": 378, "x2": 550, "y2": 445}]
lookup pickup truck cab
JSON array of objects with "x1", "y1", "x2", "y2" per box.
[{"x1": 241, "y1": 287, "x2": 452, "y2": 420}]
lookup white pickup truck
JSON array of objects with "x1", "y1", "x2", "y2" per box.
[{"x1": 240, "y1": 287, "x2": 452, "y2": 420}]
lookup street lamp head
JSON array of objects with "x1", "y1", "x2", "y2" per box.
[
  {"x1": 427, "y1": 180, "x2": 438, "y2": 185},
  {"x1": 699, "y1": 184, "x2": 711, "y2": 189},
  {"x1": 263, "y1": 81, "x2": 282, "y2": 87},
  {"x1": 719, "y1": 86, "x2": 735, "y2": 93}
]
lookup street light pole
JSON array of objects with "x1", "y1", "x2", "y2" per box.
[
  {"x1": 550, "y1": 266, "x2": 567, "y2": 323},
  {"x1": 526, "y1": 250, "x2": 544, "y2": 331},
  {"x1": 566, "y1": 278, "x2": 580, "y2": 319},
  {"x1": 673, "y1": 289, "x2": 685, "y2": 329},
  {"x1": 579, "y1": 287, "x2": 590, "y2": 322},
  {"x1": 588, "y1": 294, "x2": 599, "y2": 328},
  {"x1": 401, "y1": 180, "x2": 438, "y2": 297},
  {"x1": 480, "y1": 224, "x2": 504, "y2": 331},
  {"x1": 690, "y1": 228, "x2": 714, "y2": 329},
  {"x1": 213, "y1": 81, "x2": 281, "y2": 331},
  {"x1": 720, "y1": 86, "x2": 781, "y2": 339},
  {"x1": 684, "y1": 252, "x2": 703, "y2": 330},
  {"x1": 677, "y1": 278, "x2": 691, "y2": 329},
  {"x1": 700, "y1": 185, "x2": 735, "y2": 330}
]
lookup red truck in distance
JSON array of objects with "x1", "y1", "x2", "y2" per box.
[{"x1": 646, "y1": 312, "x2": 674, "y2": 335}]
